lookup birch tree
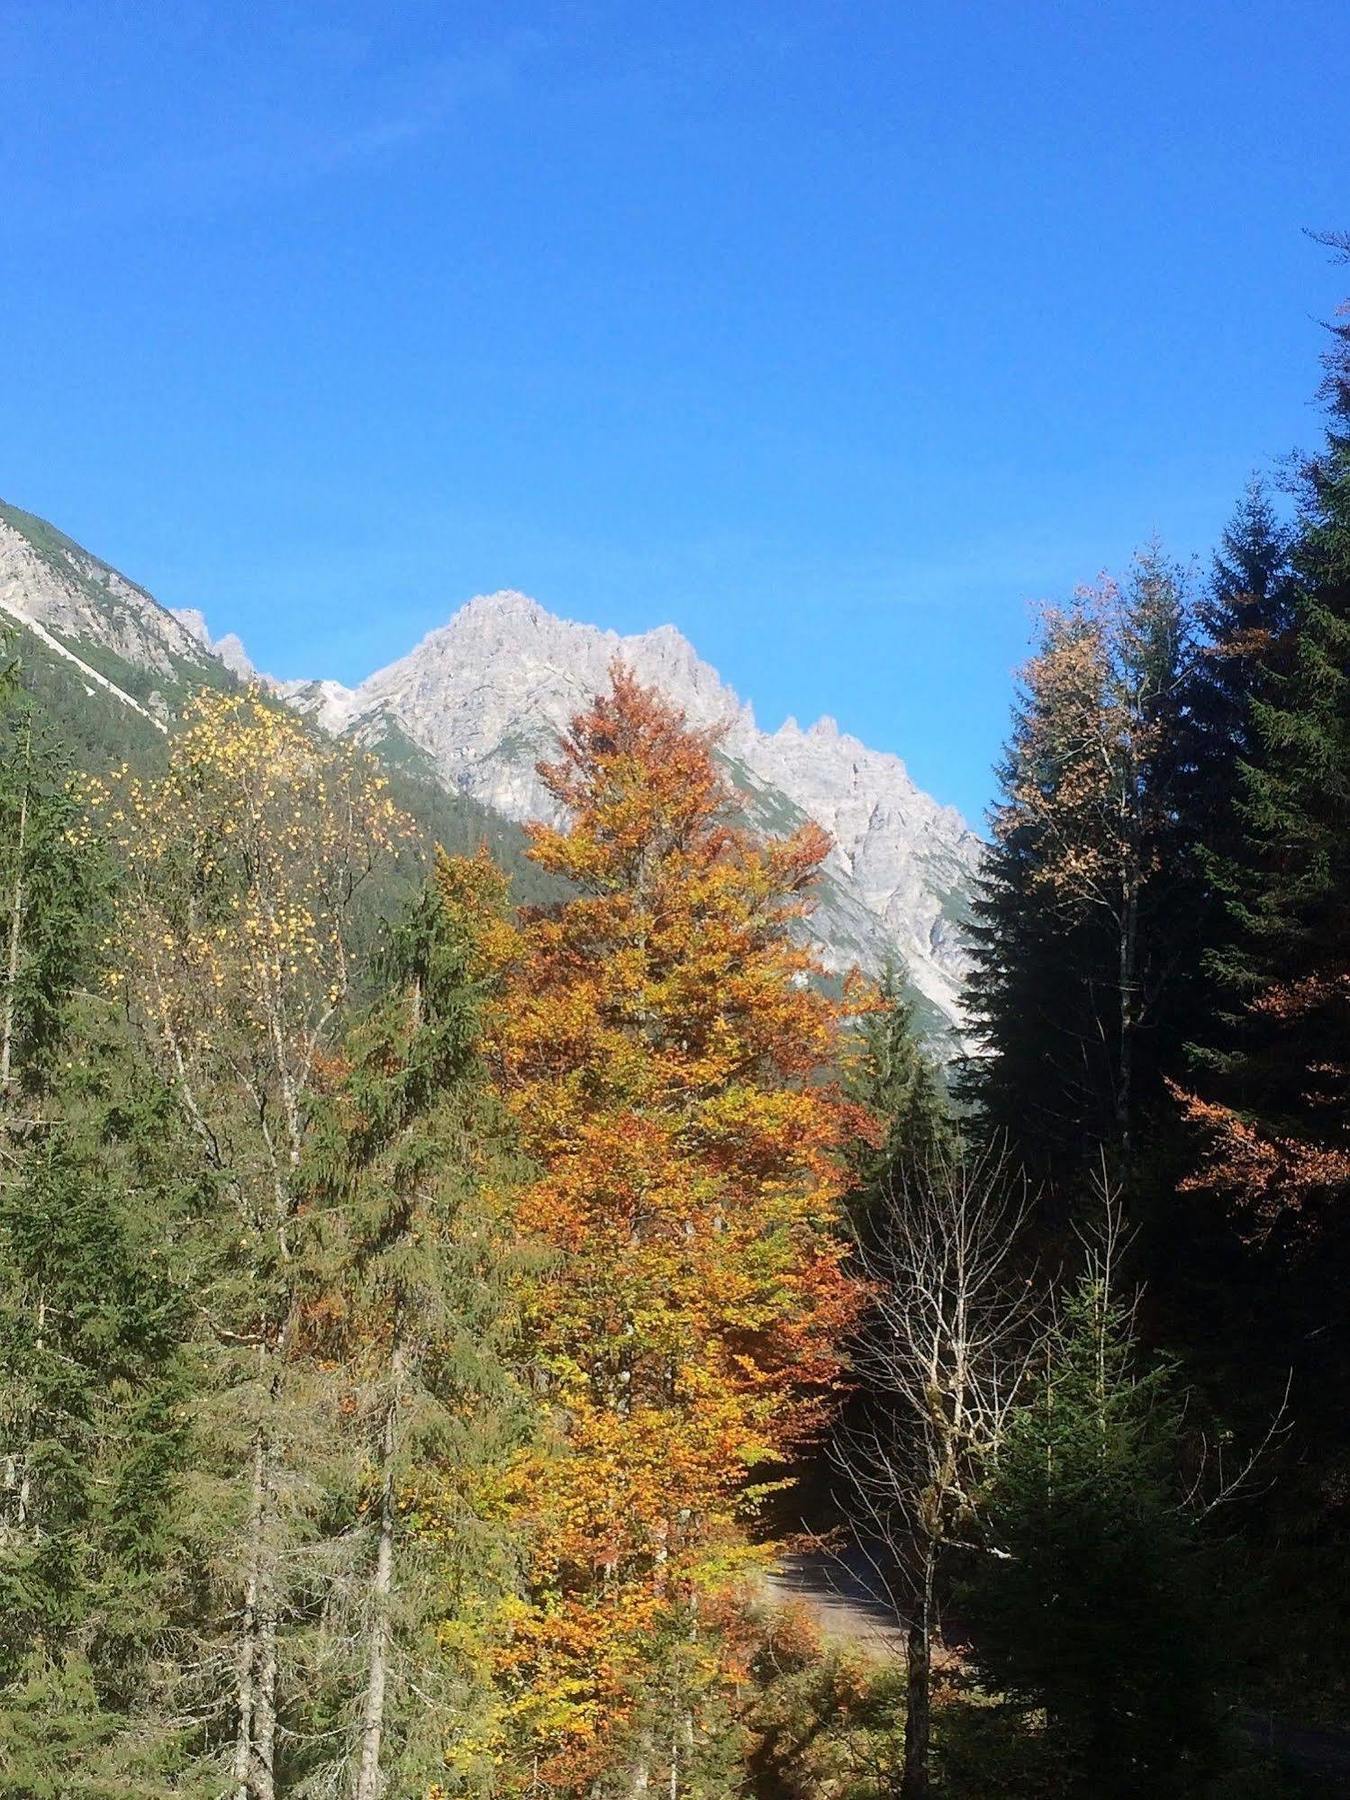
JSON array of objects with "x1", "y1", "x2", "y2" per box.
[{"x1": 90, "y1": 690, "x2": 406, "y2": 1799}]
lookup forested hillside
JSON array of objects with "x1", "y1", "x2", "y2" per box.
[{"x1": 1, "y1": 252, "x2": 1348, "y2": 1800}]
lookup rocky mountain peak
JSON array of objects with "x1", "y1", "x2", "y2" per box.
[
  {"x1": 291, "y1": 591, "x2": 982, "y2": 1034},
  {"x1": 0, "y1": 498, "x2": 981, "y2": 1042},
  {"x1": 171, "y1": 608, "x2": 258, "y2": 680}
]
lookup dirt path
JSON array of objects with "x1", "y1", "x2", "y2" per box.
[{"x1": 763, "y1": 1548, "x2": 907, "y2": 1658}]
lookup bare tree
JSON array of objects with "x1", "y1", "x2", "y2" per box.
[{"x1": 830, "y1": 1141, "x2": 1043, "y2": 1800}]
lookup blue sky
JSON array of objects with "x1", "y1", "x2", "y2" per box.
[{"x1": 3, "y1": 1, "x2": 1348, "y2": 823}]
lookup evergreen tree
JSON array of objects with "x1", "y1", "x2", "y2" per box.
[
  {"x1": 963, "y1": 554, "x2": 1192, "y2": 1197},
  {"x1": 0, "y1": 693, "x2": 101, "y2": 1103},
  {"x1": 0, "y1": 664, "x2": 198, "y2": 1793},
  {"x1": 89, "y1": 691, "x2": 408, "y2": 1798},
  {"x1": 959, "y1": 617, "x2": 1101, "y2": 1191},
  {"x1": 295, "y1": 855, "x2": 532, "y2": 1798},
  {"x1": 0, "y1": 1038, "x2": 200, "y2": 1797},
  {"x1": 1168, "y1": 482, "x2": 1298, "y2": 1085},
  {"x1": 1177, "y1": 286, "x2": 1350, "y2": 1238},
  {"x1": 963, "y1": 1236, "x2": 1221, "y2": 1796},
  {"x1": 1169, "y1": 266, "x2": 1350, "y2": 1696},
  {"x1": 844, "y1": 965, "x2": 954, "y2": 1215}
]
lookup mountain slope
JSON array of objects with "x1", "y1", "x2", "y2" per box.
[
  {"x1": 0, "y1": 503, "x2": 564, "y2": 916},
  {"x1": 0, "y1": 501, "x2": 218, "y2": 694},
  {"x1": 0, "y1": 502, "x2": 980, "y2": 1035}
]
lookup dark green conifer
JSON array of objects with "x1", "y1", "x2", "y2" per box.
[
  {"x1": 963, "y1": 1242, "x2": 1221, "y2": 1796},
  {"x1": 1181, "y1": 254, "x2": 1350, "y2": 1238},
  {"x1": 0, "y1": 662, "x2": 198, "y2": 1792},
  {"x1": 846, "y1": 964, "x2": 954, "y2": 1212},
  {"x1": 294, "y1": 857, "x2": 530, "y2": 1796}
]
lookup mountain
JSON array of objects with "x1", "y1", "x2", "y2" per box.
[
  {"x1": 0, "y1": 502, "x2": 565, "y2": 919},
  {"x1": 0, "y1": 501, "x2": 980, "y2": 1038},
  {"x1": 0, "y1": 500, "x2": 223, "y2": 725},
  {"x1": 294, "y1": 592, "x2": 980, "y2": 1033}
]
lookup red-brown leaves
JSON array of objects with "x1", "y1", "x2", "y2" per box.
[{"x1": 485, "y1": 665, "x2": 866, "y2": 1787}]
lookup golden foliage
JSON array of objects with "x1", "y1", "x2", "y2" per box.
[{"x1": 481, "y1": 664, "x2": 866, "y2": 1789}]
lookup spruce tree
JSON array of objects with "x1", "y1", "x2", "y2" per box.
[
  {"x1": 0, "y1": 666, "x2": 198, "y2": 1793},
  {"x1": 962, "y1": 554, "x2": 1191, "y2": 1198},
  {"x1": 1178, "y1": 264, "x2": 1350, "y2": 1238},
  {"x1": 845, "y1": 964, "x2": 954, "y2": 1214},
  {"x1": 1170, "y1": 482, "x2": 1298, "y2": 1081},
  {"x1": 0, "y1": 695, "x2": 100, "y2": 1103},
  {"x1": 295, "y1": 855, "x2": 531, "y2": 1797},
  {"x1": 0, "y1": 1040, "x2": 200, "y2": 1797},
  {"x1": 963, "y1": 1250, "x2": 1220, "y2": 1796}
]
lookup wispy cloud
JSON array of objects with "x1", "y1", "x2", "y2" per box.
[{"x1": 20, "y1": 26, "x2": 549, "y2": 224}]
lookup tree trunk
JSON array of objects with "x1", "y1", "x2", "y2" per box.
[
  {"x1": 233, "y1": 1427, "x2": 264, "y2": 1799},
  {"x1": 901, "y1": 1542, "x2": 936, "y2": 1800},
  {"x1": 0, "y1": 773, "x2": 28, "y2": 1099},
  {"x1": 1115, "y1": 840, "x2": 1141, "y2": 1166},
  {"x1": 252, "y1": 1561, "x2": 279, "y2": 1800},
  {"x1": 354, "y1": 1343, "x2": 403, "y2": 1800},
  {"x1": 627, "y1": 1739, "x2": 652, "y2": 1795},
  {"x1": 235, "y1": 1347, "x2": 279, "y2": 1800},
  {"x1": 13, "y1": 1290, "x2": 43, "y2": 1537}
]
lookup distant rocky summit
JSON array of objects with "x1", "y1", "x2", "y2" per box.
[{"x1": 0, "y1": 501, "x2": 980, "y2": 1036}]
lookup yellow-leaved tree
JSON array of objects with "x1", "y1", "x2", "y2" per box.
[
  {"x1": 488, "y1": 665, "x2": 866, "y2": 1796},
  {"x1": 89, "y1": 689, "x2": 407, "y2": 1800}
]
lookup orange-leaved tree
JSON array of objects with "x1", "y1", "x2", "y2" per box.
[{"x1": 489, "y1": 664, "x2": 866, "y2": 1795}]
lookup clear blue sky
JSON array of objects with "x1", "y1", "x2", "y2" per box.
[{"x1": 3, "y1": 2, "x2": 1348, "y2": 823}]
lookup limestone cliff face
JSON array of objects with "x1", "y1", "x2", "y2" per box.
[
  {"x1": 323, "y1": 592, "x2": 981, "y2": 1029},
  {"x1": 0, "y1": 503, "x2": 213, "y2": 695},
  {"x1": 0, "y1": 498, "x2": 980, "y2": 1034}
]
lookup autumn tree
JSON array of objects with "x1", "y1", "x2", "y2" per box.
[
  {"x1": 964, "y1": 553, "x2": 1191, "y2": 1192},
  {"x1": 490, "y1": 665, "x2": 863, "y2": 1796},
  {"x1": 90, "y1": 689, "x2": 407, "y2": 1799}
]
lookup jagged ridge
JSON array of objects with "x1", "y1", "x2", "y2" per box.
[
  {"x1": 0, "y1": 503, "x2": 979, "y2": 1035},
  {"x1": 284, "y1": 590, "x2": 981, "y2": 1031}
]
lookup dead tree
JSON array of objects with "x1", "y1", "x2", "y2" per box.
[{"x1": 831, "y1": 1141, "x2": 1042, "y2": 1800}]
